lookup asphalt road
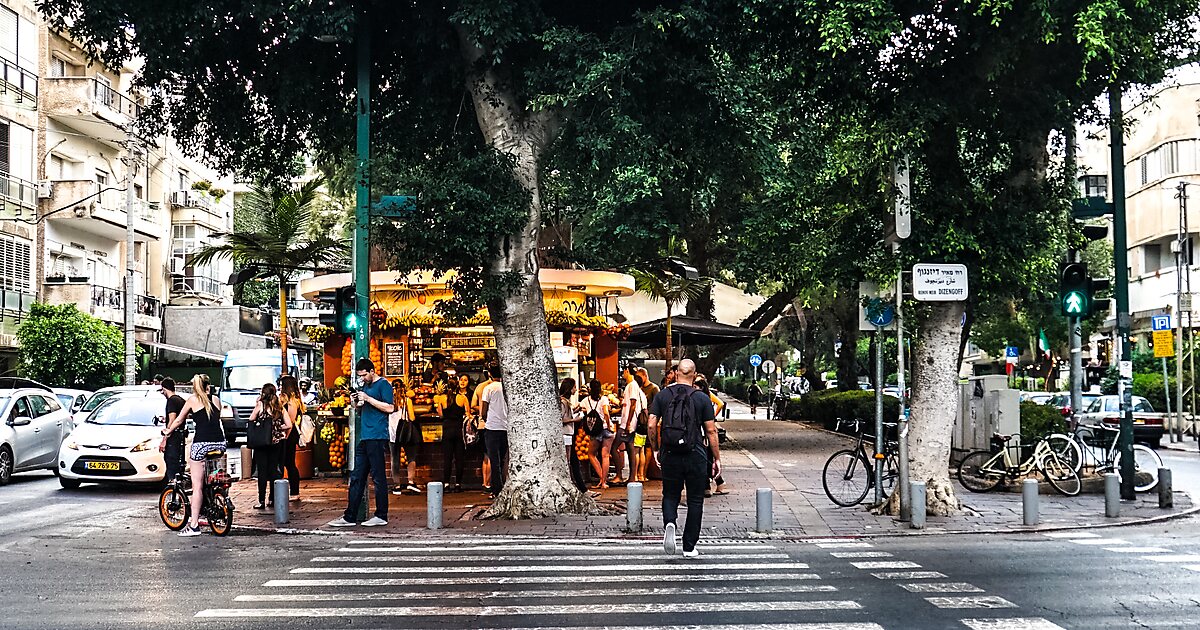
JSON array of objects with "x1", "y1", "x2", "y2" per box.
[{"x1": 3, "y1": 449, "x2": 1199, "y2": 630}]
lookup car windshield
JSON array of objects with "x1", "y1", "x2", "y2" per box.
[
  {"x1": 1133, "y1": 398, "x2": 1154, "y2": 413},
  {"x1": 85, "y1": 398, "x2": 161, "y2": 426},
  {"x1": 57, "y1": 394, "x2": 76, "y2": 408},
  {"x1": 226, "y1": 366, "x2": 280, "y2": 391},
  {"x1": 80, "y1": 391, "x2": 124, "y2": 412}
]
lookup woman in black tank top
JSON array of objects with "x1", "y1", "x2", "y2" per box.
[
  {"x1": 176, "y1": 374, "x2": 226, "y2": 536},
  {"x1": 439, "y1": 380, "x2": 468, "y2": 491}
]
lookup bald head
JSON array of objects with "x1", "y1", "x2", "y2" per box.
[{"x1": 676, "y1": 359, "x2": 697, "y2": 384}]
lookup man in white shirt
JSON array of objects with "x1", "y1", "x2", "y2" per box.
[
  {"x1": 613, "y1": 365, "x2": 646, "y2": 484},
  {"x1": 479, "y1": 365, "x2": 508, "y2": 497}
]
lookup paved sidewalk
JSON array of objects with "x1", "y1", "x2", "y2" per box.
[{"x1": 228, "y1": 394, "x2": 1196, "y2": 538}]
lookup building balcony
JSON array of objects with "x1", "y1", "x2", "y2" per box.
[
  {"x1": 0, "y1": 172, "x2": 37, "y2": 222},
  {"x1": 42, "y1": 76, "x2": 142, "y2": 145},
  {"x1": 170, "y1": 273, "x2": 223, "y2": 299},
  {"x1": 45, "y1": 179, "x2": 162, "y2": 241},
  {"x1": 0, "y1": 58, "x2": 37, "y2": 108},
  {"x1": 42, "y1": 280, "x2": 162, "y2": 331}
]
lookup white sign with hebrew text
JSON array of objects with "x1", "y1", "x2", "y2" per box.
[{"x1": 912, "y1": 263, "x2": 969, "y2": 302}]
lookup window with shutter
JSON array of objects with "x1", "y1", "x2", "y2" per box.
[
  {"x1": 0, "y1": 234, "x2": 31, "y2": 291},
  {"x1": 0, "y1": 7, "x2": 16, "y2": 66}
]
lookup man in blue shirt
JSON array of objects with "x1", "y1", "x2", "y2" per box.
[{"x1": 328, "y1": 358, "x2": 395, "y2": 527}]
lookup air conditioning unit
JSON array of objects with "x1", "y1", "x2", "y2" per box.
[
  {"x1": 170, "y1": 190, "x2": 190, "y2": 207},
  {"x1": 36, "y1": 181, "x2": 53, "y2": 199}
]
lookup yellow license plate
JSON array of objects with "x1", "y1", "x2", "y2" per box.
[
  {"x1": 85, "y1": 461, "x2": 120, "y2": 471},
  {"x1": 1134, "y1": 419, "x2": 1145, "y2": 425}
]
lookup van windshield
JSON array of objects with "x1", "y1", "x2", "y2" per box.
[{"x1": 225, "y1": 366, "x2": 281, "y2": 391}]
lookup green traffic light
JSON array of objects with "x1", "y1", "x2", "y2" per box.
[
  {"x1": 342, "y1": 313, "x2": 358, "y2": 331},
  {"x1": 1063, "y1": 291, "x2": 1087, "y2": 315}
]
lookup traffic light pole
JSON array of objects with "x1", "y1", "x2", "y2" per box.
[
  {"x1": 1109, "y1": 84, "x2": 1136, "y2": 500},
  {"x1": 351, "y1": 7, "x2": 371, "y2": 519}
]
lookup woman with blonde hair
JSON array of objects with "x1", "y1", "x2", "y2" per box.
[
  {"x1": 278, "y1": 375, "x2": 305, "y2": 500},
  {"x1": 582, "y1": 379, "x2": 614, "y2": 490},
  {"x1": 248, "y1": 382, "x2": 293, "y2": 509},
  {"x1": 175, "y1": 374, "x2": 226, "y2": 537}
]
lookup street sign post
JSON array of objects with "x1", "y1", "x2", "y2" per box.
[
  {"x1": 761, "y1": 360, "x2": 776, "y2": 374},
  {"x1": 1153, "y1": 315, "x2": 1174, "y2": 359},
  {"x1": 749, "y1": 354, "x2": 762, "y2": 367}
]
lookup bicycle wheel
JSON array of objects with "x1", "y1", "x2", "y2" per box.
[
  {"x1": 158, "y1": 484, "x2": 189, "y2": 531},
  {"x1": 208, "y1": 493, "x2": 234, "y2": 536},
  {"x1": 822, "y1": 449, "x2": 871, "y2": 507},
  {"x1": 1116, "y1": 445, "x2": 1163, "y2": 492},
  {"x1": 1045, "y1": 434, "x2": 1082, "y2": 474},
  {"x1": 958, "y1": 451, "x2": 1005, "y2": 493},
  {"x1": 879, "y1": 454, "x2": 899, "y2": 500},
  {"x1": 1039, "y1": 453, "x2": 1081, "y2": 496}
]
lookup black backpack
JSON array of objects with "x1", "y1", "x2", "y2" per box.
[
  {"x1": 583, "y1": 398, "x2": 605, "y2": 437},
  {"x1": 661, "y1": 384, "x2": 702, "y2": 454}
]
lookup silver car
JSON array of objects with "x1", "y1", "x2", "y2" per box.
[{"x1": 0, "y1": 387, "x2": 74, "y2": 484}]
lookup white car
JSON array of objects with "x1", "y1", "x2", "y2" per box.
[
  {"x1": 52, "y1": 388, "x2": 92, "y2": 417},
  {"x1": 58, "y1": 396, "x2": 172, "y2": 488},
  {"x1": 0, "y1": 386, "x2": 74, "y2": 484},
  {"x1": 71, "y1": 385, "x2": 162, "y2": 430}
]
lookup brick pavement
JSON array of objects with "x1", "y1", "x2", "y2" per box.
[{"x1": 227, "y1": 394, "x2": 1196, "y2": 538}]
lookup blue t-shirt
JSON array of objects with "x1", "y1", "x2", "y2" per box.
[{"x1": 359, "y1": 377, "x2": 393, "y2": 440}]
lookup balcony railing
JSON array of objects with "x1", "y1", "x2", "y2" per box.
[
  {"x1": 0, "y1": 172, "x2": 36, "y2": 211},
  {"x1": 132, "y1": 199, "x2": 161, "y2": 223},
  {"x1": 92, "y1": 78, "x2": 141, "y2": 119},
  {"x1": 0, "y1": 288, "x2": 34, "y2": 314},
  {"x1": 91, "y1": 284, "x2": 162, "y2": 318},
  {"x1": 0, "y1": 58, "x2": 37, "y2": 105},
  {"x1": 172, "y1": 274, "x2": 222, "y2": 297},
  {"x1": 137, "y1": 293, "x2": 162, "y2": 318}
]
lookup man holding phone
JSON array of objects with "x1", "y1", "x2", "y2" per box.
[
  {"x1": 647, "y1": 359, "x2": 720, "y2": 558},
  {"x1": 328, "y1": 358, "x2": 395, "y2": 527}
]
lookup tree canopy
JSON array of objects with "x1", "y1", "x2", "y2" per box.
[{"x1": 17, "y1": 303, "x2": 124, "y2": 390}]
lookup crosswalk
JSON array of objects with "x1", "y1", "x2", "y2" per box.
[
  {"x1": 196, "y1": 536, "x2": 1068, "y2": 629},
  {"x1": 1041, "y1": 530, "x2": 1200, "y2": 573}
]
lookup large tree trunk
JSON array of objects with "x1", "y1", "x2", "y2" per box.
[
  {"x1": 459, "y1": 27, "x2": 592, "y2": 518},
  {"x1": 907, "y1": 301, "x2": 966, "y2": 516},
  {"x1": 833, "y1": 288, "x2": 859, "y2": 391}
]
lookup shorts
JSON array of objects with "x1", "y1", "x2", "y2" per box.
[
  {"x1": 633, "y1": 434, "x2": 647, "y2": 448},
  {"x1": 189, "y1": 442, "x2": 227, "y2": 462},
  {"x1": 601, "y1": 429, "x2": 615, "y2": 441}
]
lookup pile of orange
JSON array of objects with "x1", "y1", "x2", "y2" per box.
[
  {"x1": 328, "y1": 427, "x2": 349, "y2": 468},
  {"x1": 574, "y1": 429, "x2": 591, "y2": 460},
  {"x1": 340, "y1": 337, "x2": 353, "y2": 375}
]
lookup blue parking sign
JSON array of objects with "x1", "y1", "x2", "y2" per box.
[{"x1": 1152, "y1": 315, "x2": 1171, "y2": 331}]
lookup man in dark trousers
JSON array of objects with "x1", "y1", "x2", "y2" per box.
[
  {"x1": 156, "y1": 378, "x2": 187, "y2": 481},
  {"x1": 648, "y1": 359, "x2": 720, "y2": 557},
  {"x1": 328, "y1": 358, "x2": 395, "y2": 527}
]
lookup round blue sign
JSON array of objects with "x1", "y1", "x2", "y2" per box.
[
  {"x1": 865, "y1": 298, "x2": 895, "y2": 327},
  {"x1": 749, "y1": 354, "x2": 762, "y2": 367}
]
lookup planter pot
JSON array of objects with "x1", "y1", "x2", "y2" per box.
[
  {"x1": 45, "y1": 276, "x2": 66, "y2": 284},
  {"x1": 68, "y1": 276, "x2": 89, "y2": 283},
  {"x1": 296, "y1": 445, "x2": 315, "y2": 479}
]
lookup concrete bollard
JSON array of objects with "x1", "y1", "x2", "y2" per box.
[
  {"x1": 756, "y1": 488, "x2": 773, "y2": 533},
  {"x1": 910, "y1": 481, "x2": 926, "y2": 530},
  {"x1": 626, "y1": 482, "x2": 643, "y2": 532},
  {"x1": 1104, "y1": 473, "x2": 1120, "y2": 518},
  {"x1": 1158, "y1": 468, "x2": 1173, "y2": 509},
  {"x1": 1022, "y1": 478, "x2": 1039, "y2": 526},
  {"x1": 427, "y1": 482, "x2": 443, "y2": 529},
  {"x1": 273, "y1": 479, "x2": 290, "y2": 524}
]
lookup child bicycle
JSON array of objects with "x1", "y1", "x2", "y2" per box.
[
  {"x1": 957, "y1": 432, "x2": 1081, "y2": 496},
  {"x1": 821, "y1": 418, "x2": 899, "y2": 507},
  {"x1": 158, "y1": 448, "x2": 234, "y2": 536}
]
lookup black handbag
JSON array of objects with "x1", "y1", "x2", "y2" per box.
[{"x1": 246, "y1": 414, "x2": 273, "y2": 449}]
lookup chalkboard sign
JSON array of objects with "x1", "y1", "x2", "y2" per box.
[{"x1": 383, "y1": 342, "x2": 405, "y2": 377}]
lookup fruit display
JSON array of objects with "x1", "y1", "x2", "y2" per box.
[
  {"x1": 340, "y1": 337, "x2": 353, "y2": 375},
  {"x1": 319, "y1": 420, "x2": 350, "y2": 469},
  {"x1": 574, "y1": 429, "x2": 591, "y2": 459}
]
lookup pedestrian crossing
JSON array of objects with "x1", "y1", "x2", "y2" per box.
[
  {"x1": 1041, "y1": 530, "x2": 1200, "y2": 574},
  {"x1": 196, "y1": 536, "x2": 1067, "y2": 629}
]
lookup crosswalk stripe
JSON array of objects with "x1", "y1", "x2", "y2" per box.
[
  {"x1": 1142, "y1": 554, "x2": 1200, "y2": 563},
  {"x1": 310, "y1": 553, "x2": 789, "y2": 563},
  {"x1": 344, "y1": 538, "x2": 672, "y2": 546},
  {"x1": 1069, "y1": 538, "x2": 1127, "y2": 546},
  {"x1": 291, "y1": 562, "x2": 809, "y2": 575},
  {"x1": 1184, "y1": 565, "x2": 1200, "y2": 572},
  {"x1": 1104, "y1": 547, "x2": 1172, "y2": 553},
  {"x1": 338, "y1": 544, "x2": 773, "y2": 553},
  {"x1": 815, "y1": 542, "x2": 873, "y2": 549},
  {"x1": 1040, "y1": 532, "x2": 1099, "y2": 539},
  {"x1": 196, "y1": 600, "x2": 863, "y2": 618},
  {"x1": 235, "y1": 584, "x2": 839, "y2": 602},
  {"x1": 830, "y1": 551, "x2": 893, "y2": 559},
  {"x1": 872, "y1": 571, "x2": 947, "y2": 580},
  {"x1": 264, "y1": 573, "x2": 825, "y2": 587},
  {"x1": 925, "y1": 596, "x2": 1016, "y2": 609},
  {"x1": 850, "y1": 561, "x2": 921, "y2": 569},
  {"x1": 468, "y1": 626, "x2": 886, "y2": 630},
  {"x1": 959, "y1": 618, "x2": 1066, "y2": 629},
  {"x1": 898, "y1": 582, "x2": 984, "y2": 593}
]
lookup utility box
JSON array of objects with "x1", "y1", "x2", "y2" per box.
[{"x1": 954, "y1": 375, "x2": 1019, "y2": 461}]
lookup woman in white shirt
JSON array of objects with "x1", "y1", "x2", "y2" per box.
[{"x1": 581, "y1": 379, "x2": 614, "y2": 490}]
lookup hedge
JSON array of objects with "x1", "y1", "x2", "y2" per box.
[
  {"x1": 1019, "y1": 401, "x2": 1066, "y2": 440},
  {"x1": 789, "y1": 389, "x2": 899, "y2": 430}
]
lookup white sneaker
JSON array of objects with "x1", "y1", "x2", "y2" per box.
[
  {"x1": 406, "y1": 484, "x2": 422, "y2": 494},
  {"x1": 178, "y1": 525, "x2": 201, "y2": 537},
  {"x1": 683, "y1": 548, "x2": 700, "y2": 558},
  {"x1": 663, "y1": 522, "x2": 677, "y2": 555},
  {"x1": 361, "y1": 516, "x2": 388, "y2": 527},
  {"x1": 391, "y1": 488, "x2": 404, "y2": 495},
  {"x1": 327, "y1": 517, "x2": 357, "y2": 527}
]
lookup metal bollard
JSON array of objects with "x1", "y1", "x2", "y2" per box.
[
  {"x1": 1022, "y1": 478, "x2": 1039, "y2": 526},
  {"x1": 273, "y1": 479, "x2": 290, "y2": 524},
  {"x1": 910, "y1": 481, "x2": 926, "y2": 529},
  {"x1": 626, "y1": 482, "x2": 643, "y2": 532},
  {"x1": 756, "y1": 488, "x2": 773, "y2": 533},
  {"x1": 427, "y1": 482, "x2": 443, "y2": 529},
  {"x1": 1158, "y1": 468, "x2": 1173, "y2": 509},
  {"x1": 1104, "y1": 473, "x2": 1120, "y2": 517}
]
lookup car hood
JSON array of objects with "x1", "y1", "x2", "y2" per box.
[{"x1": 68, "y1": 422, "x2": 160, "y2": 449}]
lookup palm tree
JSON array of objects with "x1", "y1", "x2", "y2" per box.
[
  {"x1": 190, "y1": 178, "x2": 347, "y2": 372},
  {"x1": 629, "y1": 268, "x2": 712, "y2": 371}
]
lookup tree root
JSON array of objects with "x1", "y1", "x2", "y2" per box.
[{"x1": 481, "y1": 476, "x2": 601, "y2": 520}]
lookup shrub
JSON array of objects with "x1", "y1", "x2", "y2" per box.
[
  {"x1": 1131, "y1": 372, "x2": 1175, "y2": 412},
  {"x1": 16, "y1": 302, "x2": 124, "y2": 389},
  {"x1": 1019, "y1": 401, "x2": 1066, "y2": 440},
  {"x1": 793, "y1": 389, "x2": 898, "y2": 429}
]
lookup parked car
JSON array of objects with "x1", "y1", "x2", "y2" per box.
[
  {"x1": 0, "y1": 385, "x2": 74, "y2": 484},
  {"x1": 52, "y1": 388, "x2": 92, "y2": 416},
  {"x1": 1047, "y1": 392, "x2": 1100, "y2": 418},
  {"x1": 1077, "y1": 394, "x2": 1165, "y2": 447},
  {"x1": 58, "y1": 396, "x2": 173, "y2": 488},
  {"x1": 71, "y1": 385, "x2": 164, "y2": 429},
  {"x1": 1019, "y1": 391, "x2": 1055, "y2": 405}
]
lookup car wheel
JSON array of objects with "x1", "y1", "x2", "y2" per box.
[
  {"x1": 58, "y1": 476, "x2": 81, "y2": 490},
  {"x1": 0, "y1": 446, "x2": 12, "y2": 485}
]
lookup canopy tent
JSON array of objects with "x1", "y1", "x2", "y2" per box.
[{"x1": 621, "y1": 316, "x2": 761, "y2": 348}]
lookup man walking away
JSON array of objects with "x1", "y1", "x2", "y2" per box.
[
  {"x1": 156, "y1": 378, "x2": 187, "y2": 481},
  {"x1": 480, "y1": 365, "x2": 509, "y2": 498},
  {"x1": 328, "y1": 358, "x2": 395, "y2": 527},
  {"x1": 649, "y1": 359, "x2": 719, "y2": 557}
]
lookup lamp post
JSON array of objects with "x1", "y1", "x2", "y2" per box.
[{"x1": 350, "y1": 6, "x2": 371, "y2": 517}]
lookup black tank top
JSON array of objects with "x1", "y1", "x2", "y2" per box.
[
  {"x1": 192, "y1": 403, "x2": 224, "y2": 443},
  {"x1": 442, "y1": 395, "x2": 465, "y2": 432}
]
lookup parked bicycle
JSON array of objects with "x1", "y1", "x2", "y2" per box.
[
  {"x1": 822, "y1": 418, "x2": 899, "y2": 507},
  {"x1": 958, "y1": 432, "x2": 1081, "y2": 496},
  {"x1": 158, "y1": 448, "x2": 234, "y2": 536},
  {"x1": 1046, "y1": 423, "x2": 1162, "y2": 492}
]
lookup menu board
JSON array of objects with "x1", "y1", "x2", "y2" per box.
[{"x1": 383, "y1": 342, "x2": 406, "y2": 377}]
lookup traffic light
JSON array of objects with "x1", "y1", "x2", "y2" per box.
[
  {"x1": 1088, "y1": 275, "x2": 1112, "y2": 316},
  {"x1": 1060, "y1": 262, "x2": 1090, "y2": 316},
  {"x1": 334, "y1": 285, "x2": 359, "y2": 334}
]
